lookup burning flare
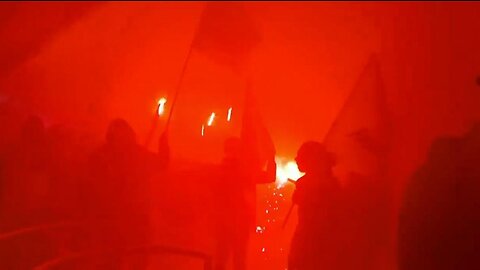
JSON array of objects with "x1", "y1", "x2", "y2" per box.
[
  {"x1": 227, "y1": 107, "x2": 233, "y2": 122},
  {"x1": 157, "y1": 97, "x2": 167, "y2": 116},
  {"x1": 275, "y1": 157, "x2": 304, "y2": 188},
  {"x1": 207, "y1": 112, "x2": 216, "y2": 126}
]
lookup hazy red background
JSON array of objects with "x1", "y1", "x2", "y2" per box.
[{"x1": 1, "y1": 0, "x2": 480, "y2": 213}]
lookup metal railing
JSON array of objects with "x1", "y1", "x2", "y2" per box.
[
  {"x1": 33, "y1": 244, "x2": 213, "y2": 270},
  {"x1": 0, "y1": 222, "x2": 213, "y2": 270},
  {"x1": 0, "y1": 221, "x2": 78, "y2": 242}
]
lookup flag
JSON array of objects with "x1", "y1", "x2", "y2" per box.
[
  {"x1": 241, "y1": 83, "x2": 276, "y2": 184},
  {"x1": 324, "y1": 54, "x2": 394, "y2": 269},
  {"x1": 324, "y1": 54, "x2": 391, "y2": 184},
  {"x1": 0, "y1": 2, "x2": 100, "y2": 77},
  {"x1": 192, "y1": 1, "x2": 261, "y2": 72}
]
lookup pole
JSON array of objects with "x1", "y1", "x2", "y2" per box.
[
  {"x1": 164, "y1": 2, "x2": 208, "y2": 132},
  {"x1": 282, "y1": 203, "x2": 295, "y2": 229},
  {"x1": 164, "y1": 44, "x2": 195, "y2": 132},
  {"x1": 144, "y1": 111, "x2": 160, "y2": 147},
  {"x1": 144, "y1": 3, "x2": 206, "y2": 148},
  {"x1": 282, "y1": 178, "x2": 297, "y2": 229},
  {"x1": 144, "y1": 44, "x2": 194, "y2": 148},
  {"x1": 144, "y1": 44, "x2": 193, "y2": 149}
]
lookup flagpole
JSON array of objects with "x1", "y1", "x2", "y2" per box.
[
  {"x1": 144, "y1": 112, "x2": 160, "y2": 147},
  {"x1": 164, "y1": 43, "x2": 195, "y2": 132},
  {"x1": 144, "y1": 42, "x2": 194, "y2": 149},
  {"x1": 164, "y1": 2, "x2": 207, "y2": 132},
  {"x1": 144, "y1": 3, "x2": 207, "y2": 149},
  {"x1": 282, "y1": 204, "x2": 295, "y2": 229}
]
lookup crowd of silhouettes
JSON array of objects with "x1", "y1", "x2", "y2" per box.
[
  {"x1": 399, "y1": 122, "x2": 480, "y2": 270},
  {"x1": 1, "y1": 110, "x2": 480, "y2": 270},
  {"x1": 0, "y1": 114, "x2": 170, "y2": 269},
  {"x1": 285, "y1": 125, "x2": 480, "y2": 270}
]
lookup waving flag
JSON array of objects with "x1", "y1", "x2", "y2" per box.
[
  {"x1": 192, "y1": 1, "x2": 261, "y2": 72},
  {"x1": 324, "y1": 54, "x2": 391, "y2": 183},
  {"x1": 241, "y1": 83, "x2": 276, "y2": 184},
  {"x1": 324, "y1": 54, "x2": 394, "y2": 270},
  {"x1": 0, "y1": 2, "x2": 100, "y2": 77}
]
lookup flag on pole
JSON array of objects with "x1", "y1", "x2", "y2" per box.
[
  {"x1": 165, "y1": 1, "x2": 262, "y2": 145},
  {"x1": 192, "y1": 1, "x2": 261, "y2": 72},
  {"x1": 191, "y1": 1, "x2": 272, "y2": 173},
  {"x1": 324, "y1": 54, "x2": 394, "y2": 269},
  {"x1": 241, "y1": 83, "x2": 276, "y2": 184},
  {"x1": 324, "y1": 54, "x2": 391, "y2": 184}
]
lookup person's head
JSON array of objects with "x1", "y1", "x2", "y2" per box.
[
  {"x1": 223, "y1": 137, "x2": 242, "y2": 159},
  {"x1": 106, "y1": 118, "x2": 137, "y2": 149},
  {"x1": 295, "y1": 141, "x2": 335, "y2": 174}
]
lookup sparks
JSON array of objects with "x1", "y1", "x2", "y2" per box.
[
  {"x1": 201, "y1": 125, "x2": 205, "y2": 137},
  {"x1": 207, "y1": 112, "x2": 216, "y2": 126},
  {"x1": 157, "y1": 97, "x2": 167, "y2": 116},
  {"x1": 275, "y1": 157, "x2": 305, "y2": 188},
  {"x1": 227, "y1": 107, "x2": 233, "y2": 122}
]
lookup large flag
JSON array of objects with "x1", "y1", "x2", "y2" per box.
[
  {"x1": 324, "y1": 54, "x2": 391, "y2": 184},
  {"x1": 190, "y1": 1, "x2": 273, "y2": 174},
  {"x1": 0, "y1": 2, "x2": 100, "y2": 77},
  {"x1": 324, "y1": 54, "x2": 394, "y2": 270},
  {"x1": 191, "y1": 1, "x2": 261, "y2": 72},
  {"x1": 167, "y1": 1, "x2": 262, "y2": 157}
]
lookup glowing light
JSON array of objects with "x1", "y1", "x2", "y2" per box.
[
  {"x1": 207, "y1": 112, "x2": 215, "y2": 126},
  {"x1": 275, "y1": 157, "x2": 305, "y2": 188},
  {"x1": 201, "y1": 125, "x2": 205, "y2": 137},
  {"x1": 227, "y1": 107, "x2": 233, "y2": 122},
  {"x1": 258, "y1": 157, "x2": 304, "y2": 261},
  {"x1": 157, "y1": 97, "x2": 167, "y2": 116}
]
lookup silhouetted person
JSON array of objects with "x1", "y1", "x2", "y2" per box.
[
  {"x1": 340, "y1": 171, "x2": 393, "y2": 270},
  {"x1": 210, "y1": 131, "x2": 276, "y2": 270},
  {"x1": 455, "y1": 122, "x2": 480, "y2": 269},
  {"x1": 0, "y1": 115, "x2": 50, "y2": 228},
  {"x1": 288, "y1": 141, "x2": 341, "y2": 270},
  {"x1": 45, "y1": 124, "x2": 83, "y2": 221},
  {"x1": 83, "y1": 118, "x2": 168, "y2": 269},
  {"x1": 0, "y1": 115, "x2": 56, "y2": 270},
  {"x1": 214, "y1": 137, "x2": 254, "y2": 270},
  {"x1": 399, "y1": 122, "x2": 480, "y2": 270}
]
